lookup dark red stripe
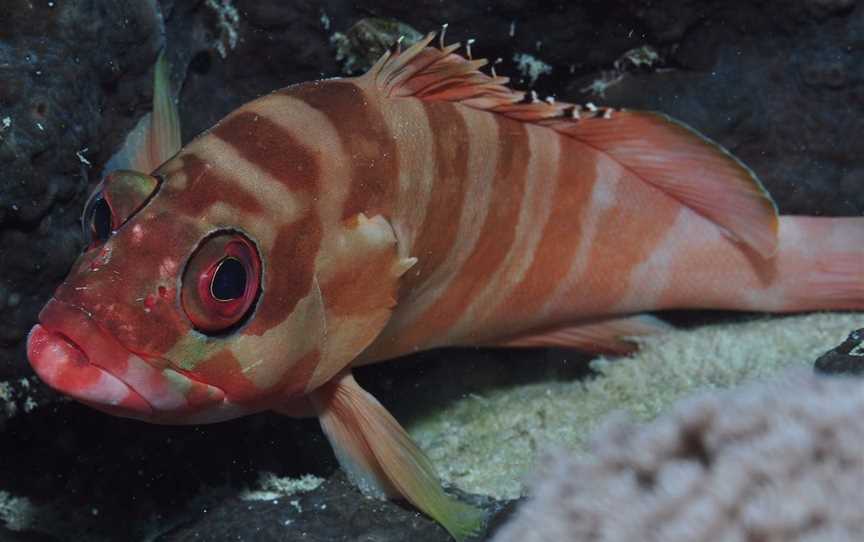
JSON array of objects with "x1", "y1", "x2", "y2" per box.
[
  {"x1": 171, "y1": 153, "x2": 264, "y2": 216},
  {"x1": 278, "y1": 349, "x2": 321, "y2": 397},
  {"x1": 499, "y1": 136, "x2": 599, "y2": 319},
  {"x1": 397, "y1": 114, "x2": 530, "y2": 348},
  {"x1": 397, "y1": 101, "x2": 470, "y2": 296},
  {"x1": 243, "y1": 212, "x2": 323, "y2": 336},
  {"x1": 209, "y1": 111, "x2": 321, "y2": 193},
  {"x1": 191, "y1": 349, "x2": 259, "y2": 403},
  {"x1": 282, "y1": 81, "x2": 398, "y2": 218},
  {"x1": 570, "y1": 166, "x2": 682, "y2": 314}
]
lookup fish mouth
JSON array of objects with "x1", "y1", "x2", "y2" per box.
[
  {"x1": 27, "y1": 298, "x2": 232, "y2": 423},
  {"x1": 28, "y1": 323, "x2": 154, "y2": 418}
]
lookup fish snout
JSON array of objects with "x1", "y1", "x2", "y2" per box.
[
  {"x1": 27, "y1": 323, "x2": 153, "y2": 418},
  {"x1": 27, "y1": 298, "x2": 232, "y2": 423}
]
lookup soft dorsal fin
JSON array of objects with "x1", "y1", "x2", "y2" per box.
[{"x1": 363, "y1": 33, "x2": 779, "y2": 257}]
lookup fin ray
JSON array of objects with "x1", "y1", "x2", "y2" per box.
[
  {"x1": 498, "y1": 314, "x2": 674, "y2": 354},
  {"x1": 310, "y1": 371, "x2": 486, "y2": 541}
]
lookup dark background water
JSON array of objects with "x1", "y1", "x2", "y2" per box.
[{"x1": 0, "y1": 1, "x2": 861, "y2": 540}]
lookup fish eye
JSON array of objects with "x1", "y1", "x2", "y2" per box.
[
  {"x1": 211, "y1": 257, "x2": 246, "y2": 301},
  {"x1": 181, "y1": 232, "x2": 261, "y2": 334},
  {"x1": 85, "y1": 195, "x2": 114, "y2": 245}
]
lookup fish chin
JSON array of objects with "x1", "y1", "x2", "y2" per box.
[{"x1": 27, "y1": 298, "x2": 240, "y2": 424}]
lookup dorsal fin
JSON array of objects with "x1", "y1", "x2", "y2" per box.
[{"x1": 362, "y1": 33, "x2": 779, "y2": 257}]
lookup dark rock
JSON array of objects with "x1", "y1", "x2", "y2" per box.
[
  {"x1": 814, "y1": 329, "x2": 864, "y2": 375},
  {"x1": 569, "y1": 3, "x2": 864, "y2": 217},
  {"x1": 0, "y1": 0, "x2": 164, "y2": 381},
  {"x1": 156, "y1": 472, "x2": 513, "y2": 542},
  {"x1": 0, "y1": 404, "x2": 335, "y2": 541}
]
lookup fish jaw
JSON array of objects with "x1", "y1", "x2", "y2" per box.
[
  {"x1": 27, "y1": 298, "x2": 240, "y2": 424},
  {"x1": 28, "y1": 324, "x2": 153, "y2": 417}
]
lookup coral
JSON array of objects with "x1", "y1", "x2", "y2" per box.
[
  {"x1": 0, "y1": 376, "x2": 54, "y2": 427},
  {"x1": 492, "y1": 370, "x2": 864, "y2": 542},
  {"x1": 512, "y1": 53, "x2": 552, "y2": 85},
  {"x1": 331, "y1": 18, "x2": 423, "y2": 75},
  {"x1": 204, "y1": 0, "x2": 241, "y2": 59},
  {"x1": 0, "y1": 491, "x2": 35, "y2": 532}
]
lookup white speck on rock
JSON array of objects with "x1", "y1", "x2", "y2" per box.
[
  {"x1": 0, "y1": 491, "x2": 35, "y2": 532},
  {"x1": 240, "y1": 473, "x2": 324, "y2": 502}
]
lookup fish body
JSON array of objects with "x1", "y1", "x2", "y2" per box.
[{"x1": 26, "y1": 38, "x2": 863, "y2": 539}]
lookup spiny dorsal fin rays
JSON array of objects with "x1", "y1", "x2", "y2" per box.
[
  {"x1": 103, "y1": 51, "x2": 182, "y2": 176},
  {"x1": 362, "y1": 30, "x2": 780, "y2": 258}
]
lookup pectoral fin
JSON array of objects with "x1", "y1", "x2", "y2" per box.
[
  {"x1": 305, "y1": 213, "x2": 416, "y2": 391},
  {"x1": 310, "y1": 370, "x2": 485, "y2": 541}
]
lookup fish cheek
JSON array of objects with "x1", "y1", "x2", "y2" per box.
[
  {"x1": 164, "y1": 215, "x2": 325, "y2": 402},
  {"x1": 86, "y1": 220, "x2": 198, "y2": 358}
]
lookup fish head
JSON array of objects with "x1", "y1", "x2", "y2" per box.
[{"x1": 26, "y1": 155, "x2": 330, "y2": 424}]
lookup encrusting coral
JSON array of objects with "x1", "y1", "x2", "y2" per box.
[{"x1": 492, "y1": 369, "x2": 864, "y2": 542}]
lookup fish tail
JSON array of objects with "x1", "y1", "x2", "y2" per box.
[
  {"x1": 619, "y1": 214, "x2": 862, "y2": 315},
  {"x1": 771, "y1": 215, "x2": 864, "y2": 312}
]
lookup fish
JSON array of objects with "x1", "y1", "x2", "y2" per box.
[{"x1": 26, "y1": 35, "x2": 863, "y2": 540}]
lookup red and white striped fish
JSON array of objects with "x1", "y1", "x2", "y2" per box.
[{"x1": 26, "y1": 36, "x2": 863, "y2": 539}]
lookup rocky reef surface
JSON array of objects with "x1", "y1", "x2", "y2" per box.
[{"x1": 1, "y1": 1, "x2": 861, "y2": 540}]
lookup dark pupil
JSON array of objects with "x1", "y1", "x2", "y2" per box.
[
  {"x1": 90, "y1": 197, "x2": 112, "y2": 242},
  {"x1": 211, "y1": 257, "x2": 246, "y2": 301}
]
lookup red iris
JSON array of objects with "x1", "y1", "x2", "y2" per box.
[{"x1": 181, "y1": 233, "x2": 261, "y2": 334}]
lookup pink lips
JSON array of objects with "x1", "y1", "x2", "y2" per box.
[
  {"x1": 27, "y1": 323, "x2": 153, "y2": 417},
  {"x1": 27, "y1": 298, "x2": 232, "y2": 423}
]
